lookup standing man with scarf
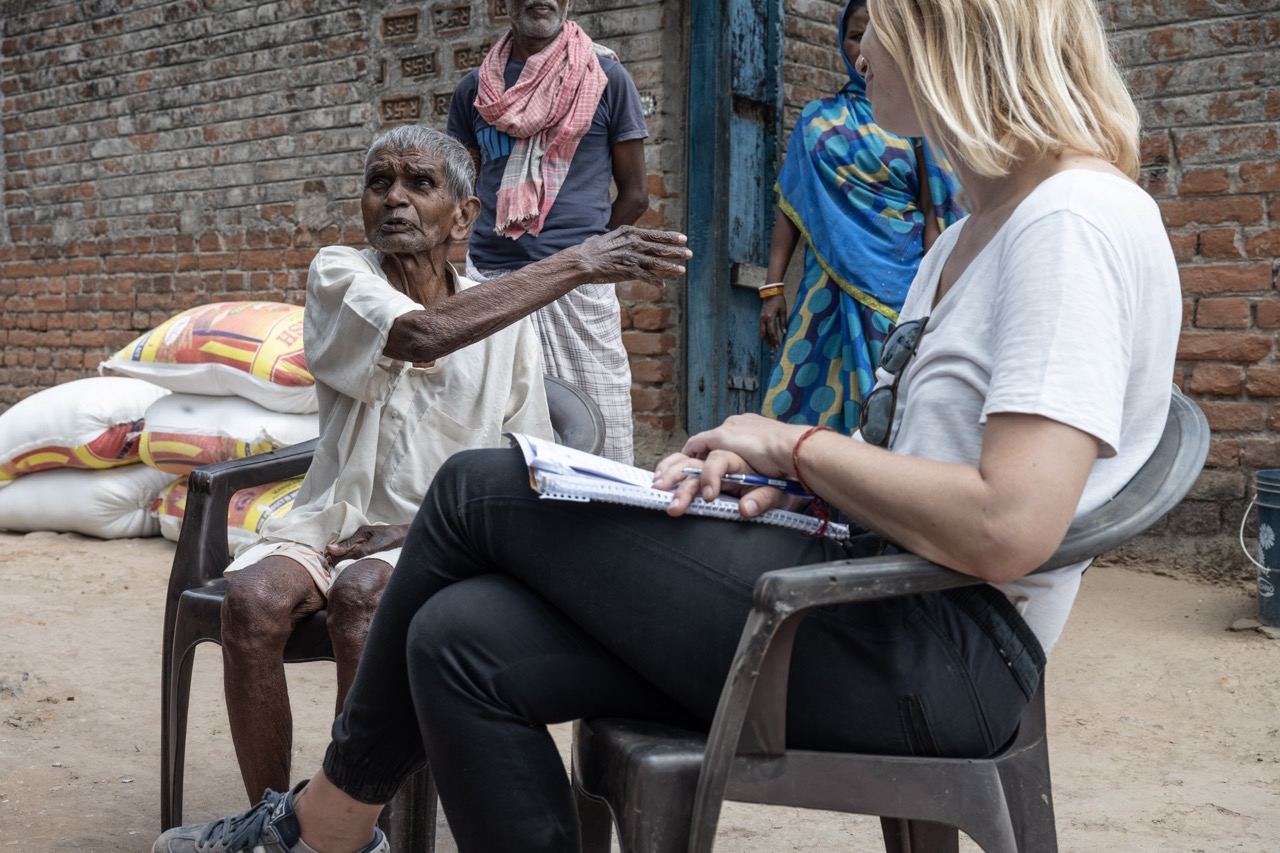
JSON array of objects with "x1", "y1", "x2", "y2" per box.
[{"x1": 447, "y1": 0, "x2": 649, "y2": 463}]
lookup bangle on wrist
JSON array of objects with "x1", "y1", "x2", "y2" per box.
[{"x1": 758, "y1": 283, "x2": 785, "y2": 300}]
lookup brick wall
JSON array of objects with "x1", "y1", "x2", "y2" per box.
[
  {"x1": 3, "y1": 0, "x2": 1277, "y2": 575},
  {"x1": 1103, "y1": 0, "x2": 1280, "y2": 576},
  {"x1": 0, "y1": 0, "x2": 684, "y2": 458},
  {"x1": 781, "y1": 0, "x2": 845, "y2": 154}
]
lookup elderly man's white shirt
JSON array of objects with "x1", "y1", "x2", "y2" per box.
[{"x1": 247, "y1": 245, "x2": 552, "y2": 554}]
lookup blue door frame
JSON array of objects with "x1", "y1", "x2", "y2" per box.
[{"x1": 685, "y1": 0, "x2": 784, "y2": 434}]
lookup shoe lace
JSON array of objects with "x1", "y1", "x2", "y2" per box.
[{"x1": 197, "y1": 788, "x2": 285, "y2": 851}]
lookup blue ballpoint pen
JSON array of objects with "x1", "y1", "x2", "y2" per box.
[{"x1": 680, "y1": 467, "x2": 811, "y2": 497}]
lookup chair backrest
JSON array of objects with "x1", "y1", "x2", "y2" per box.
[
  {"x1": 544, "y1": 375, "x2": 606, "y2": 455},
  {"x1": 1039, "y1": 385, "x2": 1209, "y2": 572}
]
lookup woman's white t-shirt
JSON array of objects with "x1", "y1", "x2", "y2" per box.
[{"x1": 880, "y1": 170, "x2": 1181, "y2": 652}]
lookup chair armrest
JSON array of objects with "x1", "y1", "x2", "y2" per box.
[
  {"x1": 186, "y1": 437, "x2": 319, "y2": 501},
  {"x1": 165, "y1": 438, "x2": 318, "y2": 599}
]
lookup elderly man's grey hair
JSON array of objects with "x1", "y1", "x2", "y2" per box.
[{"x1": 363, "y1": 125, "x2": 476, "y2": 201}]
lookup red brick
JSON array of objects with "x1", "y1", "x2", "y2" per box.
[
  {"x1": 647, "y1": 174, "x2": 677, "y2": 199},
  {"x1": 630, "y1": 306, "x2": 673, "y2": 331},
  {"x1": 630, "y1": 357, "x2": 674, "y2": 384},
  {"x1": 1199, "y1": 400, "x2": 1266, "y2": 432},
  {"x1": 1179, "y1": 262, "x2": 1273, "y2": 295},
  {"x1": 35, "y1": 294, "x2": 67, "y2": 313},
  {"x1": 1167, "y1": 231, "x2": 1197, "y2": 261},
  {"x1": 634, "y1": 208, "x2": 665, "y2": 228},
  {"x1": 1186, "y1": 364, "x2": 1244, "y2": 395},
  {"x1": 241, "y1": 250, "x2": 284, "y2": 270},
  {"x1": 1245, "y1": 367, "x2": 1280, "y2": 398},
  {"x1": 69, "y1": 330, "x2": 106, "y2": 348},
  {"x1": 1194, "y1": 297, "x2": 1250, "y2": 329},
  {"x1": 1176, "y1": 124, "x2": 1280, "y2": 162},
  {"x1": 198, "y1": 252, "x2": 238, "y2": 271},
  {"x1": 1176, "y1": 331, "x2": 1272, "y2": 362},
  {"x1": 634, "y1": 411, "x2": 677, "y2": 431},
  {"x1": 1160, "y1": 196, "x2": 1263, "y2": 228},
  {"x1": 1204, "y1": 437, "x2": 1240, "y2": 468},
  {"x1": 1239, "y1": 437, "x2": 1280, "y2": 470},
  {"x1": 1197, "y1": 229, "x2": 1241, "y2": 260},
  {"x1": 1239, "y1": 161, "x2": 1280, "y2": 193},
  {"x1": 285, "y1": 248, "x2": 319, "y2": 268},
  {"x1": 622, "y1": 331, "x2": 677, "y2": 356},
  {"x1": 1178, "y1": 167, "x2": 1231, "y2": 196},
  {"x1": 1256, "y1": 301, "x2": 1280, "y2": 330},
  {"x1": 1208, "y1": 17, "x2": 1280, "y2": 50},
  {"x1": 1205, "y1": 90, "x2": 1264, "y2": 123},
  {"x1": 616, "y1": 281, "x2": 666, "y2": 303},
  {"x1": 630, "y1": 386, "x2": 671, "y2": 413},
  {"x1": 1244, "y1": 229, "x2": 1280, "y2": 259}
]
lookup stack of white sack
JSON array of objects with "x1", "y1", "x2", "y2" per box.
[
  {"x1": 99, "y1": 301, "x2": 320, "y2": 544},
  {"x1": 0, "y1": 376, "x2": 175, "y2": 538}
]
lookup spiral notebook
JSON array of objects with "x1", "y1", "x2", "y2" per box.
[{"x1": 508, "y1": 432, "x2": 850, "y2": 541}]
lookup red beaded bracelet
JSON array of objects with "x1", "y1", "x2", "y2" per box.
[{"x1": 792, "y1": 425, "x2": 834, "y2": 537}]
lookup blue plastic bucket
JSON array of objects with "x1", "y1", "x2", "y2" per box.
[{"x1": 1252, "y1": 470, "x2": 1280, "y2": 626}]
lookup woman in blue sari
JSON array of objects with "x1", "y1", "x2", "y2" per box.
[{"x1": 760, "y1": 0, "x2": 964, "y2": 433}]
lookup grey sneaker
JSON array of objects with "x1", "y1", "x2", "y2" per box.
[{"x1": 152, "y1": 783, "x2": 388, "y2": 853}]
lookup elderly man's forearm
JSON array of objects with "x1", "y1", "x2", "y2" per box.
[
  {"x1": 383, "y1": 256, "x2": 587, "y2": 362},
  {"x1": 384, "y1": 226, "x2": 688, "y2": 363}
]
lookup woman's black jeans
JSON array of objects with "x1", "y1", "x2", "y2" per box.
[{"x1": 323, "y1": 447, "x2": 1045, "y2": 853}]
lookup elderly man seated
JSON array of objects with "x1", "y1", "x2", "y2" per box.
[{"x1": 220, "y1": 124, "x2": 690, "y2": 804}]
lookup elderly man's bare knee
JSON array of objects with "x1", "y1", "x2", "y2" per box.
[
  {"x1": 326, "y1": 558, "x2": 393, "y2": 648},
  {"x1": 221, "y1": 557, "x2": 324, "y2": 658}
]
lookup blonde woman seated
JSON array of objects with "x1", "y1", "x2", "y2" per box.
[{"x1": 156, "y1": 1, "x2": 1180, "y2": 851}]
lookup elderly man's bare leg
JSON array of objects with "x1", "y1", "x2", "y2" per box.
[
  {"x1": 325, "y1": 558, "x2": 394, "y2": 715},
  {"x1": 221, "y1": 556, "x2": 326, "y2": 803}
]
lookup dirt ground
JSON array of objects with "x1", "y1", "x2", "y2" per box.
[{"x1": 1, "y1": 530, "x2": 1278, "y2": 852}]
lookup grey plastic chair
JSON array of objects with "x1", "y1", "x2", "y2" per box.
[
  {"x1": 160, "y1": 375, "x2": 605, "y2": 849},
  {"x1": 572, "y1": 387, "x2": 1209, "y2": 853}
]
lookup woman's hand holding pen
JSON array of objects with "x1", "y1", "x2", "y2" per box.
[
  {"x1": 654, "y1": 414, "x2": 811, "y2": 519},
  {"x1": 654, "y1": 449, "x2": 788, "y2": 519},
  {"x1": 683, "y1": 413, "x2": 809, "y2": 480}
]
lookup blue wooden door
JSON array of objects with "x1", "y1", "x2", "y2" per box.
[{"x1": 686, "y1": 0, "x2": 783, "y2": 434}]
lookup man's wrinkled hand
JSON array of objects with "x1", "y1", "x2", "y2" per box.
[
  {"x1": 573, "y1": 225, "x2": 691, "y2": 286},
  {"x1": 326, "y1": 523, "x2": 409, "y2": 565}
]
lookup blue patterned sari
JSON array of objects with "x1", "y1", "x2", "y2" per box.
[{"x1": 763, "y1": 9, "x2": 964, "y2": 433}]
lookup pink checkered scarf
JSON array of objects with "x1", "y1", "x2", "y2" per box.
[{"x1": 475, "y1": 21, "x2": 608, "y2": 238}]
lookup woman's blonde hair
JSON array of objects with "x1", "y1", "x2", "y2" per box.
[{"x1": 869, "y1": 0, "x2": 1140, "y2": 178}]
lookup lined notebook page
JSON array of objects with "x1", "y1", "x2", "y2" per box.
[{"x1": 508, "y1": 433, "x2": 849, "y2": 541}]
